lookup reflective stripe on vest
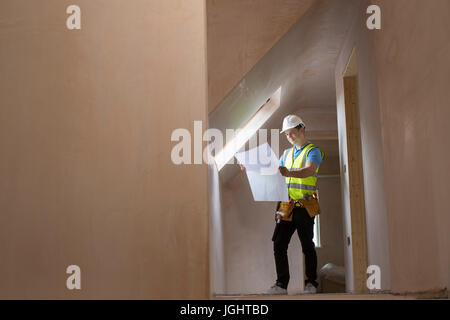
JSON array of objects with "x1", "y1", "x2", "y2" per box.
[
  {"x1": 287, "y1": 183, "x2": 317, "y2": 191},
  {"x1": 283, "y1": 143, "x2": 323, "y2": 200}
]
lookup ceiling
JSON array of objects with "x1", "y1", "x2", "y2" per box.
[{"x1": 207, "y1": 0, "x2": 317, "y2": 113}]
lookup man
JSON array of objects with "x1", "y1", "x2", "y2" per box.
[{"x1": 242, "y1": 114, "x2": 323, "y2": 295}]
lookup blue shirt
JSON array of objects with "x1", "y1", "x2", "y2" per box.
[{"x1": 279, "y1": 141, "x2": 323, "y2": 168}]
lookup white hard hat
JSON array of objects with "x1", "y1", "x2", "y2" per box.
[{"x1": 280, "y1": 115, "x2": 305, "y2": 133}]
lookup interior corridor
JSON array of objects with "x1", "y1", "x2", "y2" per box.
[
  {"x1": 0, "y1": 0, "x2": 449, "y2": 299},
  {"x1": 207, "y1": 0, "x2": 450, "y2": 299}
]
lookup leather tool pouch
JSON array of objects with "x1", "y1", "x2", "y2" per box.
[
  {"x1": 302, "y1": 194, "x2": 321, "y2": 218},
  {"x1": 275, "y1": 200, "x2": 295, "y2": 222}
]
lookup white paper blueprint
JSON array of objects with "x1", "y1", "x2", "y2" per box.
[{"x1": 234, "y1": 143, "x2": 289, "y2": 202}]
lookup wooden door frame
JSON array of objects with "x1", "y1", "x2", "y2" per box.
[{"x1": 342, "y1": 48, "x2": 368, "y2": 294}]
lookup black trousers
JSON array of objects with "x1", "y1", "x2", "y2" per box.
[{"x1": 272, "y1": 206, "x2": 318, "y2": 289}]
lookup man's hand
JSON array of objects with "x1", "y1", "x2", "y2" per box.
[
  {"x1": 239, "y1": 164, "x2": 246, "y2": 172},
  {"x1": 282, "y1": 162, "x2": 317, "y2": 178},
  {"x1": 279, "y1": 166, "x2": 291, "y2": 177}
]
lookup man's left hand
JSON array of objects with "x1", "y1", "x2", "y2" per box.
[{"x1": 279, "y1": 166, "x2": 291, "y2": 177}]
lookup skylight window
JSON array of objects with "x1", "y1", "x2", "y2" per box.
[{"x1": 214, "y1": 87, "x2": 281, "y2": 171}]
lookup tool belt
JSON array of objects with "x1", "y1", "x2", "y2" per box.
[{"x1": 275, "y1": 194, "x2": 321, "y2": 222}]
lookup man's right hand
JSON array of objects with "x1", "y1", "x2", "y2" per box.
[{"x1": 239, "y1": 164, "x2": 246, "y2": 171}]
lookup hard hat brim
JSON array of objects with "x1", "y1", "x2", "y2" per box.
[{"x1": 280, "y1": 124, "x2": 303, "y2": 134}]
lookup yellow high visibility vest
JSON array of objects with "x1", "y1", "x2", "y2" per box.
[{"x1": 283, "y1": 143, "x2": 324, "y2": 200}]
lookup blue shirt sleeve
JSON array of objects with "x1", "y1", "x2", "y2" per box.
[
  {"x1": 306, "y1": 148, "x2": 323, "y2": 167},
  {"x1": 279, "y1": 149, "x2": 287, "y2": 167}
]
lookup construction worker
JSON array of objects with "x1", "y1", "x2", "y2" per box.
[
  {"x1": 241, "y1": 115, "x2": 323, "y2": 295},
  {"x1": 272, "y1": 114, "x2": 323, "y2": 294}
]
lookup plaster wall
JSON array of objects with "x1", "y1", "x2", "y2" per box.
[
  {"x1": 336, "y1": 0, "x2": 450, "y2": 294},
  {"x1": 372, "y1": 0, "x2": 450, "y2": 294},
  {"x1": 207, "y1": 0, "x2": 317, "y2": 112},
  {"x1": 0, "y1": 0, "x2": 209, "y2": 299},
  {"x1": 208, "y1": 162, "x2": 226, "y2": 295}
]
